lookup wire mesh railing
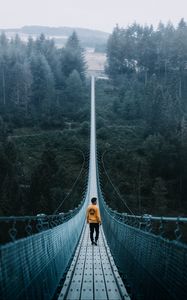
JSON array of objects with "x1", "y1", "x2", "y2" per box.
[
  {"x1": 0, "y1": 193, "x2": 89, "y2": 300},
  {"x1": 0, "y1": 149, "x2": 89, "y2": 299},
  {"x1": 97, "y1": 150, "x2": 187, "y2": 299},
  {"x1": 0, "y1": 207, "x2": 82, "y2": 244},
  {"x1": 98, "y1": 186, "x2": 187, "y2": 300}
]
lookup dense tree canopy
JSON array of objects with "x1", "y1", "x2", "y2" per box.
[
  {"x1": 1, "y1": 20, "x2": 187, "y2": 217},
  {"x1": 0, "y1": 31, "x2": 87, "y2": 128},
  {"x1": 0, "y1": 31, "x2": 88, "y2": 215},
  {"x1": 102, "y1": 19, "x2": 187, "y2": 214}
]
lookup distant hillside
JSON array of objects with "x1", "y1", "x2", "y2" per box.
[{"x1": 1, "y1": 25, "x2": 109, "y2": 50}]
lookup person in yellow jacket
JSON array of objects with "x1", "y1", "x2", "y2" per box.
[{"x1": 86, "y1": 197, "x2": 101, "y2": 245}]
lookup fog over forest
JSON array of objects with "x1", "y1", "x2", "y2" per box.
[{"x1": 0, "y1": 19, "x2": 187, "y2": 217}]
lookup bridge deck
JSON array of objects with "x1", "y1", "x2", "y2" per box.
[{"x1": 58, "y1": 225, "x2": 130, "y2": 300}]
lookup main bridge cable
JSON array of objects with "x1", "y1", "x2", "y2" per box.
[
  {"x1": 100, "y1": 149, "x2": 136, "y2": 216},
  {"x1": 53, "y1": 148, "x2": 88, "y2": 215}
]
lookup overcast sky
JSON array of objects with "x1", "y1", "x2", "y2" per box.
[{"x1": 0, "y1": 0, "x2": 186, "y2": 32}]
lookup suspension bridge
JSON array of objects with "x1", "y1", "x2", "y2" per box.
[{"x1": 0, "y1": 76, "x2": 187, "y2": 300}]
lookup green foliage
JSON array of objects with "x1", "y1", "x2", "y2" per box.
[
  {"x1": 97, "y1": 20, "x2": 187, "y2": 215},
  {"x1": 29, "y1": 147, "x2": 58, "y2": 214},
  {"x1": 1, "y1": 20, "x2": 187, "y2": 217},
  {"x1": 0, "y1": 117, "x2": 7, "y2": 142},
  {"x1": 151, "y1": 177, "x2": 168, "y2": 213},
  {"x1": 0, "y1": 30, "x2": 88, "y2": 216},
  {"x1": 106, "y1": 20, "x2": 187, "y2": 90},
  {"x1": 65, "y1": 69, "x2": 84, "y2": 115},
  {"x1": 0, "y1": 31, "x2": 87, "y2": 128},
  {"x1": 30, "y1": 53, "x2": 55, "y2": 114},
  {"x1": 0, "y1": 128, "x2": 89, "y2": 216},
  {"x1": 61, "y1": 31, "x2": 86, "y2": 81},
  {"x1": 0, "y1": 140, "x2": 21, "y2": 215}
]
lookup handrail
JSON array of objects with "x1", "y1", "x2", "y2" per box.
[{"x1": 0, "y1": 199, "x2": 85, "y2": 244}]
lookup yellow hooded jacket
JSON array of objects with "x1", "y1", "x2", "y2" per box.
[{"x1": 86, "y1": 204, "x2": 101, "y2": 224}]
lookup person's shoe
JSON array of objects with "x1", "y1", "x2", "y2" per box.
[
  {"x1": 94, "y1": 241, "x2": 97, "y2": 246},
  {"x1": 91, "y1": 241, "x2": 94, "y2": 245}
]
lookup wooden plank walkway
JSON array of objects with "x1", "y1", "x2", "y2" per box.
[{"x1": 58, "y1": 225, "x2": 130, "y2": 300}]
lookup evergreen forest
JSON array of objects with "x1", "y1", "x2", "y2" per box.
[{"x1": 0, "y1": 19, "x2": 187, "y2": 217}]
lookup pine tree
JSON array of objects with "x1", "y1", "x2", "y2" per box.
[
  {"x1": 106, "y1": 25, "x2": 126, "y2": 80},
  {"x1": 65, "y1": 69, "x2": 84, "y2": 116},
  {"x1": 30, "y1": 53, "x2": 55, "y2": 116},
  {"x1": 61, "y1": 31, "x2": 86, "y2": 81}
]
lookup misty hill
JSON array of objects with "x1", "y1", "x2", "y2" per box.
[{"x1": 1, "y1": 25, "x2": 109, "y2": 50}]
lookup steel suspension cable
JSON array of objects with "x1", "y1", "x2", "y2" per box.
[
  {"x1": 101, "y1": 150, "x2": 136, "y2": 215},
  {"x1": 53, "y1": 148, "x2": 88, "y2": 215}
]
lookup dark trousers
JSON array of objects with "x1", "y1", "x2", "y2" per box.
[{"x1": 89, "y1": 223, "x2": 99, "y2": 242}]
